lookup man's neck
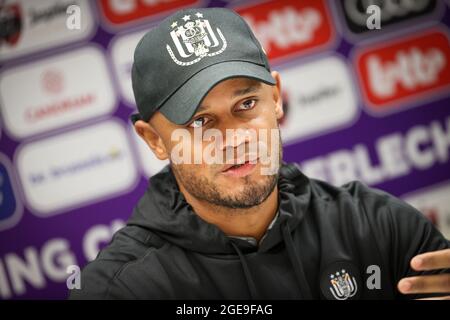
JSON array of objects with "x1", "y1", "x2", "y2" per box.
[{"x1": 178, "y1": 183, "x2": 279, "y2": 242}]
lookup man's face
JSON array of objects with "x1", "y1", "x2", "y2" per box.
[{"x1": 137, "y1": 72, "x2": 284, "y2": 209}]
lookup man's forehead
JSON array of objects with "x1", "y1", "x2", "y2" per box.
[
  {"x1": 205, "y1": 77, "x2": 263, "y2": 100},
  {"x1": 221, "y1": 77, "x2": 262, "y2": 90}
]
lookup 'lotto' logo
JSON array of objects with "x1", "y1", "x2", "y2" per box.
[
  {"x1": 99, "y1": 0, "x2": 201, "y2": 27},
  {"x1": 234, "y1": 0, "x2": 335, "y2": 63},
  {"x1": 355, "y1": 28, "x2": 450, "y2": 114}
]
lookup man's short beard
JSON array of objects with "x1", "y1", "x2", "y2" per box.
[
  {"x1": 173, "y1": 167, "x2": 278, "y2": 209},
  {"x1": 171, "y1": 129, "x2": 282, "y2": 210}
]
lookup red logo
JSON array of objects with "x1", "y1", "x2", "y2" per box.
[
  {"x1": 0, "y1": 4, "x2": 22, "y2": 46},
  {"x1": 234, "y1": 0, "x2": 335, "y2": 63},
  {"x1": 41, "y1": 69, "x2": 64, "y2": 95},
  {"x1": 99, "y1": 0, "x2": 201, "y2": 26},
  {"x1": 355, "y1": 28, "x2": 450, "y2": 114}
]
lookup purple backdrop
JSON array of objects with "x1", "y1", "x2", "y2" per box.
[{"x1": 0, "y1": 0, "x2": 449, "y2": 299}]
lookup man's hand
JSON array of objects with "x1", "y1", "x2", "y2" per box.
[{"x1": 397, "y1": 248, "x2": 450, "y2": 299}]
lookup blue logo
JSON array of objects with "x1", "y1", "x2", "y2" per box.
[{"x1": 0, "y1": 154, "x2": 21, "y2": 229}]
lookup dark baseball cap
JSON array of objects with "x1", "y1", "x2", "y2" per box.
[{"x1": 130, "y1": 7, "x2": 276, "y2": 125}]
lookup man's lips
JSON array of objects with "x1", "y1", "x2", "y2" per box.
[
  {"x1": 221, "y1": 160, "x2": 258, "y2": 178},
  {"x1": 221, "y1": 156, "x2": 259, "y2": 172}
]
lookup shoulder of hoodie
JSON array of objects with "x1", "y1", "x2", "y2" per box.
[
  {"x1": 304, "y1": 177, "x2": 450, "y2": 287},
  {"x1": 69, "y1": 224, "x2": 164, "y2": 299},
  {"x1": 308, "y1": 177, "x2": 406, "y2": 211},
  {"x1": 306, "y1": 177, "x2": 445, "y2": 245}
]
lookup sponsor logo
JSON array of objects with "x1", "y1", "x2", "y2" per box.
[
  {"x1": 15, "y1": 120, "x2": 138, "y2": 216},
  {"x1": 279, "y1": 56, "x2": 358, "y2": 144},
  {"x1": 0, "y1": 46, "x2": 117, "y2": 139},
  {"x1": 41, "y1": 69, "x2": 64, "y2": 95},
  {"x1": 300, "y1": 115, "x2": 450, "y2": 187},
  {"x1": 110, "y1": 30, "x2": 146, "y2": 106},
  {"x1": 403, "y1": 181, "x2": 450, "y2": 239},
  {"x1": 0, "y1": 0, "x2": 94, "y2": 61},
  {"x1": 0, "y1": 219, "x2": 124, "y2": 299},
  {"x1": 234, "y1": 0, "x2": 335, "y2": 63},
  {"x1": 0, "y1": 3, "x2": 22, "y2": 46},
  {"x1": 0, "y1": 153, "x2": 22, "y2": 231},
  {"x1": 99, "y1": 0, "x2": 201, "y2": 27},
  {"x1": 337, "y1": 0, "x2": 440, "y2": 36},
  {"x1": 354, "y1": 28, "x2": 450, "y2": 115}
]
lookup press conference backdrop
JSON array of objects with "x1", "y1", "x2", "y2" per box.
[{"x1": 0, "y1": 0, "x2": 450, "y2": 299}]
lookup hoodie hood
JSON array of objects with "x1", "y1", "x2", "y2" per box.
[{"x1": 127, "y1": 162, "x2": 312, "y2": 255}]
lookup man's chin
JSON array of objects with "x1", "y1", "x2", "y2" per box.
[
  {"x1": 217, "y1": 167, "x2": 261, "y2": 188},
  {"x1": 171, "y1": 161, "x2": 278, "y2": 209},
  {"x1": 214, "y1": 175, "x2": 278, "y2": 208}
]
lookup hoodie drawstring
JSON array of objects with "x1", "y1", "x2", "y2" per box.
[
  {"x1": 282, "y1": 221, "x2": 313, "y2": 299},
  {"x1": 230, "y1": 241, "x2": 259, "y2": 299}
]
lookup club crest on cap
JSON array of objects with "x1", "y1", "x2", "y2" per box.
[{"x1": 166, "y1": 12, "x2": 227, "y2": 66}]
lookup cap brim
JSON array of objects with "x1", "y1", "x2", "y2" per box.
[{"x1": 158, "y1": 61, "x2": 276, "y2": 125}]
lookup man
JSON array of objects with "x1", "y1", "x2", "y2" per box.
[{"x1": 70, "y1": 8, "x2": 450, "y2": 300}]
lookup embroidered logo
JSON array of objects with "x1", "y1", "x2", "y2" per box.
[
  {"x1": 166, "y1": 12, "x2": 227, "y2": 66},
  {"x1": 320, "y1": 261, "x2": 361, "y2": 300},
  {"x1": 329, "y1": 269, "x2": 358, "y2": 300}
]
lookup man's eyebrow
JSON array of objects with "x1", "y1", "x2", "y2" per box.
[
  {"x1": 195, "y1": 83, "x2": 262, "y2": 115},
  {"x1": 231, "y1": 83, "x2": 262, "y2": 98}
]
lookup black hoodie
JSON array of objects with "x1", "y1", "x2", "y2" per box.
[{"x1": 69, "y1": 163, "x2": 450, "y2": 300}]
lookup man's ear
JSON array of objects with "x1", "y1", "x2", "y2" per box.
[
  {"x1": 134, "y1": 120, "x2": 169, "y2": 160},
  {"x1": 271, "y1": 71, "x2": 284, "y2": 120}
]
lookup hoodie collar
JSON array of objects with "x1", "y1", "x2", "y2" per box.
[
  {"x1": 227, "y1": 210, "x2": 280, "y2": 247},
  {"x1": 127, "y1": 162, "x2": 311, "y2": 254}
]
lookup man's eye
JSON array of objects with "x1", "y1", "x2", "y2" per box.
[
  {"x1": 189, "y1": 117, "x2": 209, "y2": 128},
  {"x1": 236, "y1": 99, "x2": 256, "y2": 111}
]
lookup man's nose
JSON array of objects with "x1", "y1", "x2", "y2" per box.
[{"x1": 220, "y1": 128, "x2": 255, "y2": 151}]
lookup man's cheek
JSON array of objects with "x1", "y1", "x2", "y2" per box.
[{"x1": 258, "y1": 130, "x2": 281, "y2": 176}]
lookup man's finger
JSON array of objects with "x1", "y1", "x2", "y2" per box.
[
  {"x1": 411, "y1": 249, "x2": 450, "y2": 271},
  {"x1": 398, "y1": 273, "x2": 450, "y2": 294}
]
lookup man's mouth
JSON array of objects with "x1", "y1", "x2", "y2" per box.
[
  {"x1": 222, "y1": 161, "x2": 248, "y2": 171},
  {"x1": 221, "y1": 154, "x2": 259, "y2": 171},
  {"x1": 221, "y1": 158, "x2": 258, "y2": 177}
]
